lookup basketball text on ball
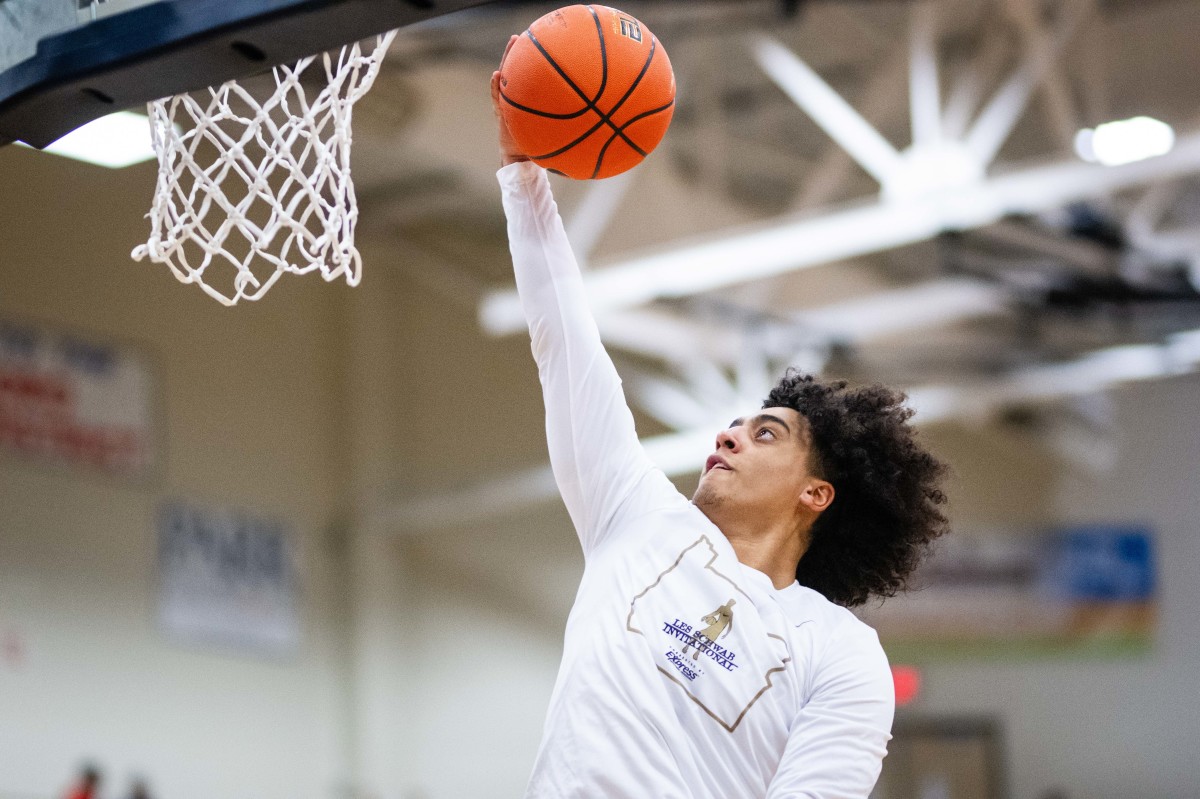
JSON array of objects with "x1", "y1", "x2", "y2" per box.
[
  {"x1": 618, "y1": 17, "x2": 642, "y2": 43},
  {"x1": 498, "y1": 5, "x2": 675, "y2": 180}
]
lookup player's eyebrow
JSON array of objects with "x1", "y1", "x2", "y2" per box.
[{"x1": 729, "y1": 414, "x2": 792, "y2": 436}]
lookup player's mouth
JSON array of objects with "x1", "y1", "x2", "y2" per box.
[{"x1": 705, "y1": 454, "x2": 732, "y2": 474}]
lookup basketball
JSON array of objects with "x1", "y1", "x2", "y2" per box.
[{"x1": 498, "y1": 5, "x2": 675, "y2": 180}]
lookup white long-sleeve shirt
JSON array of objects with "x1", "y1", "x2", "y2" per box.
[{"x1": 499, "y1": 161, "x2": 893, "y2": 799}]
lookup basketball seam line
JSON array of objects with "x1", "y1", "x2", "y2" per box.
[
  {"x1": 587, "y1": 28, "x2": 663, "y2": 178},
  {"x1": 499, "y1": 93, "x2": 590, "y2": 121},
  {"x1": 591, "y1": 98, "x2": 675, "y2": 179},
  {"x1": 530, "y1": 35, "x2": 658, "y2": 164},
  {"x1": 590, "y1": 5, "x2": 610, "y2": 112},
  {"x1": 496, "y1": 7, "x2": 609, "y2": 122},
  {"x1": 515, "y1": 20, "x2": 660, "y2": 164}
]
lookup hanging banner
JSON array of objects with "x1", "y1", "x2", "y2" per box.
[
  {"x1": 0, "y1": 319, "x2": 158, "y2": 479},
  {"x1": 858, "y1": 524, "x2": 1157, "y2": 660},
  {"x1": 158, "y1": 500, "x2": 301, "y2": 657}
]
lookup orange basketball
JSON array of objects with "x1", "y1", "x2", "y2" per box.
[{"x1": 498, "y1": 5, "x2": 675, "y2": 180}]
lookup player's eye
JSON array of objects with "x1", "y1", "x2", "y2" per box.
[{"x1": 756, "y1": 427, "x2": 776, "y2": 440}]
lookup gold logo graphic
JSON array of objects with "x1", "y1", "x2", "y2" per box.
[{"x1": 682, "y1": 598, "x2": 736, "y2": 660}]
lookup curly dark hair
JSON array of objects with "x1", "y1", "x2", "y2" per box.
[{"x1": 764, "y1": 371, "x2": 949, "y2": 607}]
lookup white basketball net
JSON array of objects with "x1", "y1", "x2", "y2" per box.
[{"x1": 132, "y1": 31, "x2": 398, "y2": 305}]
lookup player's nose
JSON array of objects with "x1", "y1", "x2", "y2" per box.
[{"x1": 715, "y1": 428, "x2": 740, "y2": 451}]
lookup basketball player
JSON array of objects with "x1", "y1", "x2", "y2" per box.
[{"x1": 491, "y1": 36, "x2": 948, "y2": 799}]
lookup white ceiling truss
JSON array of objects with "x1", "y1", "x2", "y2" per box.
[
  {"x1": 379, "y1": 0, "x2": 1200, "y2": 529},
  {"x1": 378, "y1": 325, "x2": 1200, "y2": 531}
]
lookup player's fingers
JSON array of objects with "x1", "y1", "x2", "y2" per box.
[{"x1": 500, "y1": 34, "x2": 518, "y2": 67}]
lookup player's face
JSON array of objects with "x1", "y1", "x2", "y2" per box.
[{"x1": 692, "y1": 407, "x2": 822, "y2": 516}]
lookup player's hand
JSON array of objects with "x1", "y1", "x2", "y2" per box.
[{"x1": 492, "y1": 35, "x2": 531, "y2": 168}]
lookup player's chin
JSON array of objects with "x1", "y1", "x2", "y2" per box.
[{"x1": 691, "y1": 479, "x2": 722, "y2": 509}]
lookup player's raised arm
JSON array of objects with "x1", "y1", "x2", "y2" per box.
[{"x1": 491, "y1": 41, "x2": 675, "y2": 555}]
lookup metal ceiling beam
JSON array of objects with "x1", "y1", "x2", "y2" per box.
[
  {"x1": 481, "y1": 131, "x2": 1200, "y2": 336},
  {"x1": 592, "y1": 277, "x2": 1009, "y2": 369},
  {"x1": 372, "y1": 428, "x2": 713, "y2": 532},
  {"x1": 564, "y1": 168, "x2": 637, "y2": 266},
  {"x1": 1007, "y1": 0, "x2": 1084, "y2": 152},
  {"x1": 376, "y1": 327, "x2": 1200, "y2": 532},
  {"x1": 909, "y1": 1, "x2": 942, "y2": 149},
  {"x1": 597, "y1": 308, "x2": 745, "y2": 365},
  {"x1": 795, "y1": 37, "x2": 909, "y2": 210},
  {"x1": 751, "y1": 35, "x2": 904, "y2": 186},
  {"x1": 941, "y1": 22, "x2": 1010, "y2": 141},
  {"x1": 964, "y1": 0, "x2": 1092, "y2": 166}
]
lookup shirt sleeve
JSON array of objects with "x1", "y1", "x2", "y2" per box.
[
  {"x1": 765, "y1": 624, "x2": 895, "y2": 799},
  {"x1": 498, "y1": 161, "x2": 678, "y2": 555}
]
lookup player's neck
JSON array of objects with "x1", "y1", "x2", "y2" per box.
[{"x1": 706, "y1": 508, "x2": 811, "y2": 589}]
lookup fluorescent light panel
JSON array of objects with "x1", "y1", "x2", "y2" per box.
[
  {"x1": 1075, "y1": 116, "x2": 1175, "y2": 167},
  {"x1": 19, "y1": 111, "x2": 157, "y2": 168}
]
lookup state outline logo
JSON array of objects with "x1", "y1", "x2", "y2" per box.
[{"x1": 625, "y1": 535, "x2": 792, "y2": 733}]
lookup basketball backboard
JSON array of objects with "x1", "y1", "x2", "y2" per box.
[{"x1": 0, "y1": 0, "x2": 494, "y2": 148}]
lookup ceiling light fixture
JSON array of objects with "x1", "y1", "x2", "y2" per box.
[
  {"x1": 19, "y1": 111, "x2": 158, "y2": 168},
  {"x1": 1075, "y1": 116, "x2": 1175, "y2": 167}
]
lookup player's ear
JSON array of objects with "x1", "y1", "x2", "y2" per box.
[{"x1": 799, "y1": 479, "x2": 834, "y2": 514}]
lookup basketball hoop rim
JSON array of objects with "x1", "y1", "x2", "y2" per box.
[{"x1": 0, "y1": 0, "x2": 496, "y2": 148}]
